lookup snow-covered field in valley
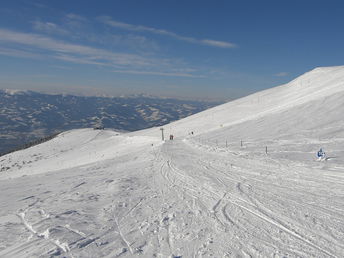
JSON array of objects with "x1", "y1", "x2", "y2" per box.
[{"x1": 1, "y1": 66, "x2": 344, "y2": 257}]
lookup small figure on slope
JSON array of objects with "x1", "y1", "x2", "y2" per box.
[{"x1": 317, "y1": 148, "x2": 326, "y2": 161}]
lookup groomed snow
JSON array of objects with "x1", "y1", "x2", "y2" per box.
[{"x1": 0, "y1": 66, "x2": 344, "y2": 257}]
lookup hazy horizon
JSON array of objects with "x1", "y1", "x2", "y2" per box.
[{"x1": 0, "y1": 87, "x2": 229, "y2": 102}]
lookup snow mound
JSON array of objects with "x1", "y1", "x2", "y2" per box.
[{"x1": 0, "y1": 129, "x2": 160, "y2": 179}]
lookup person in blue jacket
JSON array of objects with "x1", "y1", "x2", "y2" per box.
[{"x1": 317, "y1": 148, "x2": 326, "y2": 160}]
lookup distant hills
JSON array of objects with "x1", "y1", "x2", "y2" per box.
[{"x1": 0, "y1": 89, "x2": 221, "y2": 154}]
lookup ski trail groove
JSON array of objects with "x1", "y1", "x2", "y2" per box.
[
  {"x1": 226, "y1": 198, "x2": 337, "y2": 258},
  {"x1": 114, "y1": 216, "x2": 134, "y2": 254},
  {"x1": 17, "y1": 208, "x2": 72, "y2": 256}
]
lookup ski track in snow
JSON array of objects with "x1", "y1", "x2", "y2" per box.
[
  {"x1": 16, "y1": 207, "x2": 72, "y2": 257},
  {"x1": 1, "y1": 66, "x2": 344, "y2": 257},
  {"x1": 1, "y1": 131, "x2": 343, "y2": 257}
]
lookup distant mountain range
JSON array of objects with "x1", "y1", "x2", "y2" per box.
[{"x1": 0, "y1": 89, "x2": 221, "y2": 154}]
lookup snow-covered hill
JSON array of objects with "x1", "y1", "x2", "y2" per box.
[
  {"x1": 0, "y1": 66, "x2": 344, "y2": 257},
  {"x1": 138, "y1": 66, "x2": 344, "y2": 139}
]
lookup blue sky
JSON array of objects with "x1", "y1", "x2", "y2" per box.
[{"x1": 0, "y1": 0, "x2": 344, "y2": 100}]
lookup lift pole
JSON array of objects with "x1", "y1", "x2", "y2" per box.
[{"x1": 160, "y1": 128, "x2": 164, "y2": 141}]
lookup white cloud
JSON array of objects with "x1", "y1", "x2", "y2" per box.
[
  {"x1": 275, "y1": 72, "x2": 288, "y2": 77},
  {"x1": 65, "y1": 13, "x2": 87, "y2": 22},
  {"x1": 201, "y1": 39, "x2": 235, "y2": 48},
  {"x1": 110, "y1": 34, "x2": 160, "y2": 52},
  {"x1": 112, "y1": 69, "x2": 205, "y2": 78},
  {"x1": 54, "y1": 54, "x2": 108, "y2": 66},
  {"x1": 32, "y1": 16, "x2": 160, "y2": 53},
  {"x1": 32, "y1": 21, "x2": 69, "y2": 35},
  {"x1": 0, "y1": 28, "x2": 156, "y2": 67},
  {"x1": 0, "y1": 46, "x2": 42, "y2": 59},
  {"x1": 97, "y1": 16, "x2": 236, "y2": 49},
  {"x1": 63, "y1": 13, "x2": 88, "y2": 29},
  {"x1": 0, "y1": 28, "x2": 202, "y2": 78}
]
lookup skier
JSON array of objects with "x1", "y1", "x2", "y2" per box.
[{"x1": 317, "y1": 148, "x2": 326, "y2": 161}]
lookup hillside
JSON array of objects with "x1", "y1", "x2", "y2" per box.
[
  {"x1": 0, "y1": 66, "x2": 344, "y2": 257},
  {"x1": 0, "y1": 90, "x2": 219, "y2": 154}
]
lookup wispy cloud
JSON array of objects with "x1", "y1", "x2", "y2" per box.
[
  {"x1": 31, "y1": 15, "x2": 161, "y2": 53},
  {"x1": 65, "y1": 13, "x2": 87, "y2": 22},
  {"x1": 53, "y1": 54, "x2": 108, "y2": 66},
  {"x1": 97, "y1": 16, "x2": 236, "y2": 49},
  {"x1": 110, "y1": 34, "x2": 160, "y2": 52},
  {"x1": 63, "y1": 13, "x2": 88, "y2": 28},
  {"x1": 0, "y1": 28, "x2": 201, "y2": 78},
  {"x1": 0, "y1": 46, "x2": 42, "y2": 59},
  {"x1": 275, "y1": 72, "x2": 288, "y2": 77},
  {"x1": 200, "y1": 39, "x2": 234, "y2": 48},
  {"x1": 28, "y1": 2, "x2": 48, "y2": 9},
  {"x1": 112, "y1": 69, "x2": 205, "y2": 78},
  {"x1": 0, "y1": 28, "x2": 155, "y2": 66},
  {"x1": 32, "y1": 21, "x2": 69, "y2": 35}
]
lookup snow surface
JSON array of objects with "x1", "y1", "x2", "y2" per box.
[{"x1": 0, "y1": 66, "x2": 344, "y2": 257}]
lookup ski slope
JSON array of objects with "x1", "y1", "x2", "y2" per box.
[{"x1": 0, "y1": 66, "x2": 344, "y2": 257}]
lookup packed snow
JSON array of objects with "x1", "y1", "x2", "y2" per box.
[{"x1": 1, "y1": 66, "x2": 344, "y2": 257}]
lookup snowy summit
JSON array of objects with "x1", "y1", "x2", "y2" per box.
[{"x1": 1, "y1": 66, "x2": 344, "y2": 257}]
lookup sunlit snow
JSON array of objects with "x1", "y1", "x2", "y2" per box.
[{"x1": 1, "y1": 66, "x2": 344, "y2": 257}]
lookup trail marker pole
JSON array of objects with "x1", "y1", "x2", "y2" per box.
[
  {"x1": 265, "y1": 146, "x2": 268, "y2": 154},
  {"x1": 160, "y1": 128, "x2": 164, "y2": 141},
  {"x1": 226, "y1": 140, "x2": 228, "y2": 147},
  {"x1": 241, "y1": 140, "x2": 243, "y2": 147}
]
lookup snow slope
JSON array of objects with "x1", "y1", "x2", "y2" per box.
[
  {"x1": 136, "y1": 66, "x2": 344, "y2": 139},
  {"x1": 0, "y1": 66, "x2": 344, "y2": 257},
  {"x1": 0, "y1": 129, "x2": 161, "y2": 179}
]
